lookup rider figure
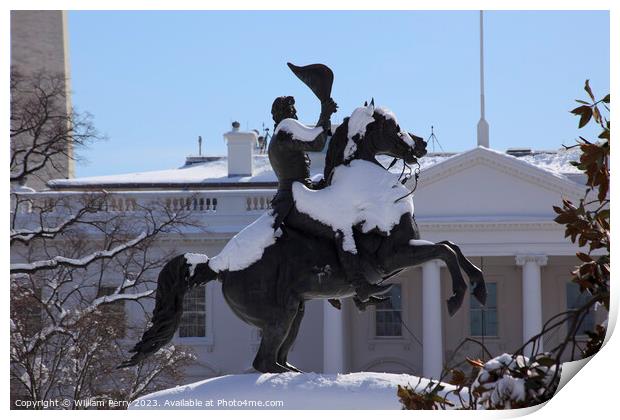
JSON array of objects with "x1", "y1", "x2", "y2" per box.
[{"x1": 268, "y1": 96, "x2": 385, "y2": 303}]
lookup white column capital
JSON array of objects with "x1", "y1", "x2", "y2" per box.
[{"x1": 515, "y1": 254, "x2": 548, "y2": 267}]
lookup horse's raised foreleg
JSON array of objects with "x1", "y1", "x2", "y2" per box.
[
  {"x1": 437, "y1": 241, "x2": 487, "y2": 306},
  {"x1": 380, "y1": 243, "x2": 467, "y2": 316},
  {"x1": 276, "y1": 301, "x2": 305, "y2": 373}
]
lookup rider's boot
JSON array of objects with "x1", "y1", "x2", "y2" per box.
[
  {"x1": 353, "y1": 295, "x2": 390, "y2": 311},
  {"x1": 353, "y1": 278, "x2": 393, "y2": 302},
  {"x1": 328, "y1": 298, "x2": 342, "y2": 310},
  {"x1": 334, "y1": 232, "x2": 391, "y2": 302}
]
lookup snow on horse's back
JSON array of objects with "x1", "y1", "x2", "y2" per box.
[
  {"x1": 208, "y1": 212, "x2": 279, "y2": 273},
  {"x1": 292, "y1": 160, "x2": 413, "y2": 253}
]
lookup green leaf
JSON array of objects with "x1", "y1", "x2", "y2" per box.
[
  {"x1": 602, "y1": 94, "x2": 610, "y2": 104},
  {"x1": 598, "y1": 129, "x2": 610, "y2": 140},
  {"x1": 584, "y1": 80, "x2": 595, "y2": 101},
  {"x1": 597, "y1": 209, "x2": 610, "y2": 221},
  {"x1": 554, "y1": 213, "x2": 576, "y2": 224},
  {"x1": 536, "y1": 356, "x2": 556, "y2": 368},
  {"x1": 576, "y1": 252, "x2": 593, "y2": 262},
  {"x1": 571, "y1": 105, "x2": 590, "y2": 115},
  {"x1": 578, "y1": 107, "x2": 593, "y2": 128},
  {"x1": 592, "y1": 106, "x2": 602, "y2": 124}
]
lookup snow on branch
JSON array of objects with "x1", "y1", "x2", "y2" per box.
[
  {"x1": 10, "y1": 206, "x2": 97, "y2": 245},
  {"x1": 11, "y1": 231, "x2": 148, "y2": 274},
  {"x1": 76, "y1": 289, "x2": 154, "y2": 319},
  {"x1": 19, "y1": 288, "x2": 154, "y2": 355}
]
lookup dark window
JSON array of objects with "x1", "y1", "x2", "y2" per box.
[
  {"x1": 566, "y1": 282, "x2": 595, "y2": 336},
  {"x1": 470, "y1": 283, "x2": 498, "y2": 336},
  {"x1": 97, "y1": 286, "x2": 126, "y2": 337},
  {"x1": 375, "y1": 285, "x2": 402, "y2": 337},
  {"x1": 179, "y1": 285, "x2": 206, "y2": 338},
  {"x1": 21, "y1": 287, "x2": 42, "y2": 336}
]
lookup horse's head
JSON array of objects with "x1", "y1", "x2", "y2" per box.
[
  {"x1": 365, "y1": 104, "x2": 427, "y2": 164},
  {"x1": 325, "y1": 101, "x2": 428, "y2": 183},
  {"x1": 408, "y1": 131, "x2": 428, "y2": 161}
]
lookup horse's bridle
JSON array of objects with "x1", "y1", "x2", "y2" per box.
[{"x1": 357, "y1": 117, "x2": 422, "y2": 196}]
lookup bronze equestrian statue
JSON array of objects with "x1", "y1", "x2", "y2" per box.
[{"x1": 119, "y1": 64, "x2": 487, "y2": 373}]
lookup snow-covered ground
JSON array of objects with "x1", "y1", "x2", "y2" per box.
[{"x1": 129, "y1": 372, "x2": 467, "y2": 410}]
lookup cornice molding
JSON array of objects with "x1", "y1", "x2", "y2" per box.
[{"x1": 417, "y1": 220, "x2": 562, "y2": 232}]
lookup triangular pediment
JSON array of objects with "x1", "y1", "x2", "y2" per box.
[{"x1": 410, "y1": 147, "x2": 586, "y2": 220}]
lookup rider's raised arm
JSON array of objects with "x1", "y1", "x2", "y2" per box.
[
  {"x1": 278, "y1": 121, "x2": 329, "y2": 152},
  {"x1": 287, "y1": 97, "x2": 338, "y2": 152},
  {"x1": 316, "y1": 98, "x2": 337, "y2": 135},
  {"x1": 279, "y1": 97, "x2": 337, "y2": 152},
  {"x1": 288, "y1": 130, "x2": 328, "y2": 152}
]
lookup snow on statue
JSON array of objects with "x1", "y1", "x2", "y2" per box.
[
  {"x1": 120, "y1": 63, "x2": 487, "y2": 388},
  {"x1": 293, "y1": 159, "x2": 414, "y2": 254},
  {"x1": 206, "y1": 212, "x2": 279, "y2": 272}
]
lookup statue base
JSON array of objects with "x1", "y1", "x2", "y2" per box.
[{"x1": 129, "y1": 372, "x2": 465, "y2": 410}]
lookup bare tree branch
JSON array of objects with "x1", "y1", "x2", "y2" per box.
[{"x1": 10, "y1": 69, "x2": 195, "y2": 408}]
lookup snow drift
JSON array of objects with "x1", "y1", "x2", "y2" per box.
[{"x1": 129, "y1": 372, "x2": 466, "y2": 410}]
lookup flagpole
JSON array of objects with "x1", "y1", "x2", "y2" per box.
[{"x1": 477, "y1": 10, "x2": 490, "y2": 148}]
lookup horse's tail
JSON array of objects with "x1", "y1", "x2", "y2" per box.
[{"x1": 117, "y1": 253, "x2": 217, "y2": 368}]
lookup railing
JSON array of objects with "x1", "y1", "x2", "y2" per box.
[
  {"x1": 163, "y1": 196, "x2": 218, "y2": 213},
  {"x1": 11, "y1": 189, "x2": 275, "y2": 216},
  {"x1": 246, "y1": 195, "x2": 271, "y2": 211}
]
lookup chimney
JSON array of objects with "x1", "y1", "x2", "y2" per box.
[{"x1": 224, "y1": 121, "x2": 257, "y2": 177}]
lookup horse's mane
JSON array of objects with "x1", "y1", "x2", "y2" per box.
[
  {"x1": 323, "y1": 109, "x2": 388, "y2": 184},
  {"x1": 323, "y1": 117, "x2": 350, "y2": 184}
]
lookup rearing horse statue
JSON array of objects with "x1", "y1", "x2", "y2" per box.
[{"x1": 120, "y1": 103, "x2": 487, "y2": 373}]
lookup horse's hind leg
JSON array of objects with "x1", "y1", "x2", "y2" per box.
[
  {"x1": 252, "y1": 299, "x2": 300, "y2": 373},
  {"x1": 438, "y1": 241, "x2": 487, "y2": 306},
  {"x1": 380, "y1": 243, "x2": 467, "y2": 316},
  {"x1": 277, "y1": 301, "x2": 305, "y2": 373}
]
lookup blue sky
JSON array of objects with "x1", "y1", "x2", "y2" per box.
[{"x1": 68, "y1": 10, "x2": 610, "y2": 177}]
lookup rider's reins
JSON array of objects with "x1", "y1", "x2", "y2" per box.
[
  {"x1": 351, "y1": 117, "x2": 422, "y2": 203},
  {"x1": 383, "y1": 156, "x2": 421, "y2": 203}
]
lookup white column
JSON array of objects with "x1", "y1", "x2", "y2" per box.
[
  {"x1": 422, "y1": 261, "x2": 443, "y2": 378},
  {"x1": 516, "y1": 255, "x2": 547, "y2": 355},
  {"x1": 323, "y1": 300, "x2": 346, "y2": 373}
]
